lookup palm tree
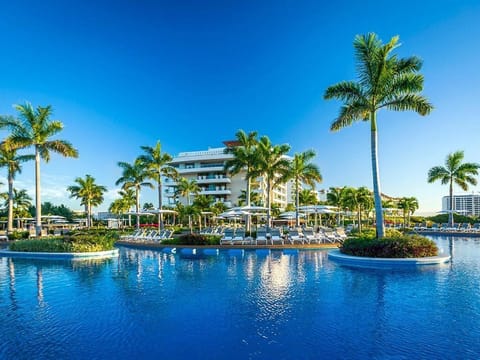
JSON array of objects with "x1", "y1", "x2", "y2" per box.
[
  {"x1": 249, "y1": 136, "x2": 290, "y2": 230},
  {"x1": 224, "y1": 130, "x2": 258, "y2": 231},
  {"x1": 428, "y1": 151, "x2": 479, "y2": 226},
  {"x1": 324, "y1": 33, "x2": 433, "y2": 238},
  {"x1": 67, "y1": 175, "x2": 107, "y2": 228},
  {"x1": 284, "y1": 150, "x2": 322, "y2": 227},
  {"x1": 118, "y1": 188, "x2": 136, "y2": 227},
  {"x1": 116, "y1": 159, "x2": 153, "y2": 229},
  {"x1": 175, "y1": 177, "x2": 200, "y2": 233},
  {"x1": 343, "y1": 187, "x2": 372, "y2": 233},
  {"x1": 138, "y1": 141, "x2": 177, "y2": 229},
  {"x1": 0, "y1": 103, "x2": 79, "y2": 236},
  {"x1": 193, "y1": 194, "x2": 214, "y2": 230},
  {"x1": 237, "y1": 190, "x2": 262, "y2": 206},
  {"x1": 298, "y1": 189, "x2": 317, "y2": 206},
  {"x1": 0, "y1": 144, "x2": 34, "y2": 233},
  {"x1": 327, "y1": 186, "x2": 347, "y2": 225},
  {"x1": 397, "y1": 197, "x2": 419, "y2": 228},
  {"x1": 2, "y1": 188, "x2": 33, "y2": 228},
  {"x1": 109, "y1": 198, "x2": 130, "y2": 228}
]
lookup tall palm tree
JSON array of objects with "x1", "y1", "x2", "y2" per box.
[
  {"x1": 0, "y1": 103, "x2": 79, "y2": 236},
  {"x1": 428, "y1": 151, "x2": 479, "y2": 226},
  {"x1": 0, "y1": 144, "x2": 34, "y2": 233},
  {"x1": 283, "y1": 150, "x2": 322, "y2": 227},
  {"x1": 175, "y1": 177, "x2": 200, "y2": 232},
  {"x1": 397, "y1": 197, "x2": 419, "y2": 228},
  {"x1": 116, "y1": 159, "x2": 153, "y2": 229},
  {"x1": 67, "y1": 175, "x2": 107, "y2": 228},
  {"x1": 138, "y1": 141, "x2": 177, "y2": 229},
  {"x1": 224, "y1": 130, "x2": 258, "y2": 231},
  {"x1": 324, "y1": 33, "x2": 433, "y2": 238},
  {"x1": 249, "y1": 136, "x2": 290, "y2": 230}
]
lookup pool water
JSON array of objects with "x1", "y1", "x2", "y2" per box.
[{"x1": 1, "y1": 236, "x2": 479, "y2": 359}]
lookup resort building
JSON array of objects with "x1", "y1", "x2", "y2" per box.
[
  {"x1": 442, "y1": 193, "x2": 480, "y2": 217},
  {"x1": 163, "y1": 143, "x2": 295, "y2": 209}
]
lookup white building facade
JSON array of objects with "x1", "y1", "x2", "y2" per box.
[
  {"x1": 442, "y1": 194, "x2": 480, "y2": 217},
  {"x1": 163, "y1": 145, "x2": 294, "y2": 209}
]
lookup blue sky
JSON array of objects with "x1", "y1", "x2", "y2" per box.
[{"x1": 0, "y1": 0, "x2": 479, "y2": 214}]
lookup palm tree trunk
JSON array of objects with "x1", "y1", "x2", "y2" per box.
[
  {"x1": 85, "y1": 203, "x2": 89, "y2": 228},
  {"x1": 135, "y1": 187, "x2": 140, "y2": 229},
  {"x1": 158, "y1": 167, "x2": 164, "y2": 230},
  {"x1": 35, "y1": 146, "x2": 42, "y2": 237},
  {"x1": 7, "y1": 170, "x2": 14, "y2": 234},
  {"x1": 266, "y1": 179, "x2": 272, "y2": 231},
  {"x1": 370, "y1": 113, "x2": 385, "y2": 238},
  {"x1": 357, "y1": 206, "x2": 362, "y2": 233},
  {"x1": 295, "y1": 178, "x2": 300, "y2": 227},
  {"x1": 246, "y1": 175, "x2": 251, "y2": 232},
  {"x1": 449, "y1": 179, "x2": 454, "y2": 227}
]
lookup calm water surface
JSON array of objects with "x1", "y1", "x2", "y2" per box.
[{"x1": 1, "y1": 236, "x2": 479, "y2": 359}]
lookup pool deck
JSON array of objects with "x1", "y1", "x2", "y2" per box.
[{"x1": 115, "y1": 240, "x2": 340, "y2": 250}]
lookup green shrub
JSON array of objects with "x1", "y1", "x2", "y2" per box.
[
  {"x1": 8, "y1": 231, "x2": 30, "y2": 240},
  {"x1": 175, "y1": 233, "x2": 221, "y2": 246},
  {"x1": 9, "y1": 231, "x2": 117, "y2": 253},
  {"x1": 340, "y1": 234, "x2": 438, "y2": 258}
]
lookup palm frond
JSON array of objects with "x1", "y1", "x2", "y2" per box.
[
  {"x1": 43, "y1": 140, "x2": 79, "y2": 158},
  {"x1": 330, "y1": 102, "x2": 369, "y2": 131},
  {"x1": 324, "y1": 81, "x2": 365, "y2": 102},
  {"x1": 381, "y1": 94, "x2": 433, "y2": 115}
]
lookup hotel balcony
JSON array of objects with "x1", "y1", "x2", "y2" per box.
[
  {"x1": 196, "y1": 177, "x2": 231, "y2": 184},
  {"x1": 177, "y1": 166, "x2": 225, "y2": 174},
  {"x1": 200, "y1": 189, "x2": 232, "y2": 195}
]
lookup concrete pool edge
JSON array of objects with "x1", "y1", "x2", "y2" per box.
[
  {"x1": 0, "y1": 248, "x2": 119, "y2": 260},
  {"x1": 328, "y1": 249, "x2": 451, "y2": 267}
]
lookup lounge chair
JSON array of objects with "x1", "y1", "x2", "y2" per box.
[
  {"x1": 255, "y1": 228, "x2": 268, "y2": 245},
  {"x1": 288, "y1": 230, "x2": 304, "y2": 244},
  {"x1": 232, "y1": 229, "x2": 247, "y2": 245},
  {"x1": 270, "y1": 228, "x2": 283, "y2": 245},
  {"x1": 220, "y1": 229, "x2": 235, "y2": 245}
]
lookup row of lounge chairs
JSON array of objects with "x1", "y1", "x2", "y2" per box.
[
  {"x1": 120, "y1": 229, "x2": 173, "y2": 242},
  {"x1": 220, "y1": 227, "x2": 347, "y2": 245},
  {"x1": 413, "y1": 223, "x2": 480, "y2": 233}
]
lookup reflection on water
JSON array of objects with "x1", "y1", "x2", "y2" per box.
[{"x1": 0, "y1": 241, "x2": 479, "y2": 359}]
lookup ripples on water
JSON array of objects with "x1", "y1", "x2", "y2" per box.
[{"x1": 0, "y1": 236, "x2": 479, "y2": 359}]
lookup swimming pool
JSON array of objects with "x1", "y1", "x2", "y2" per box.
[{"x1": 1, "y1": 236, "x2": 479, "y2": 359}]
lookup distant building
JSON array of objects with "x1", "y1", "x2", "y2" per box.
[
  {"x1": 164, "y1": 143, "x2": 296, "y2": 209},
  {"x1": 442, "y1": 194, "x2": 480, "y2": 217}
]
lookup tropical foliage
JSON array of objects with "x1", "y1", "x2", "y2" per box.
[
  {"x1": 427, "y1": 151, "x2": 479, "y2": 226},
  {"x1": 0, "y1": 144, "x2": 34, "y2": 233},
  {"x1": 324, "y1": 33, "x2": 433, "y2": 238},
  {"x1": 67, "y1": 174, "x2": 107, "y2": 228},
  {"x1": 397, "y1": 197, "x2": 419, "y2": 228},
  {"x1": 283, "y1": 150, "x2": 322, "y2": 227},
  {"x1": 116, "y1": 158, "x2": 153, "y2": 228},
  {"x1": 249, "y1": 136, "x2": 290, "y2": 229},
  {"x1": 138, "y1": 141, "x2": 177, "y2": 229},
  {"x1": 0, "y1": 103, "x2": 78, "y2": 236}
]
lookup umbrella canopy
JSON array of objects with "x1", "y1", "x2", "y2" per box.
[{"x1": 146, "y1": 209, "x2": 177, "y2": 214}]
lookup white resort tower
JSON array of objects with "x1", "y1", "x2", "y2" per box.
[
  {"x1": 164, "y1": 142, "x2": 293, "y2": 209},
  {"x1": 442, "y1": 193, "x2": 480, "y2": 217}
]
